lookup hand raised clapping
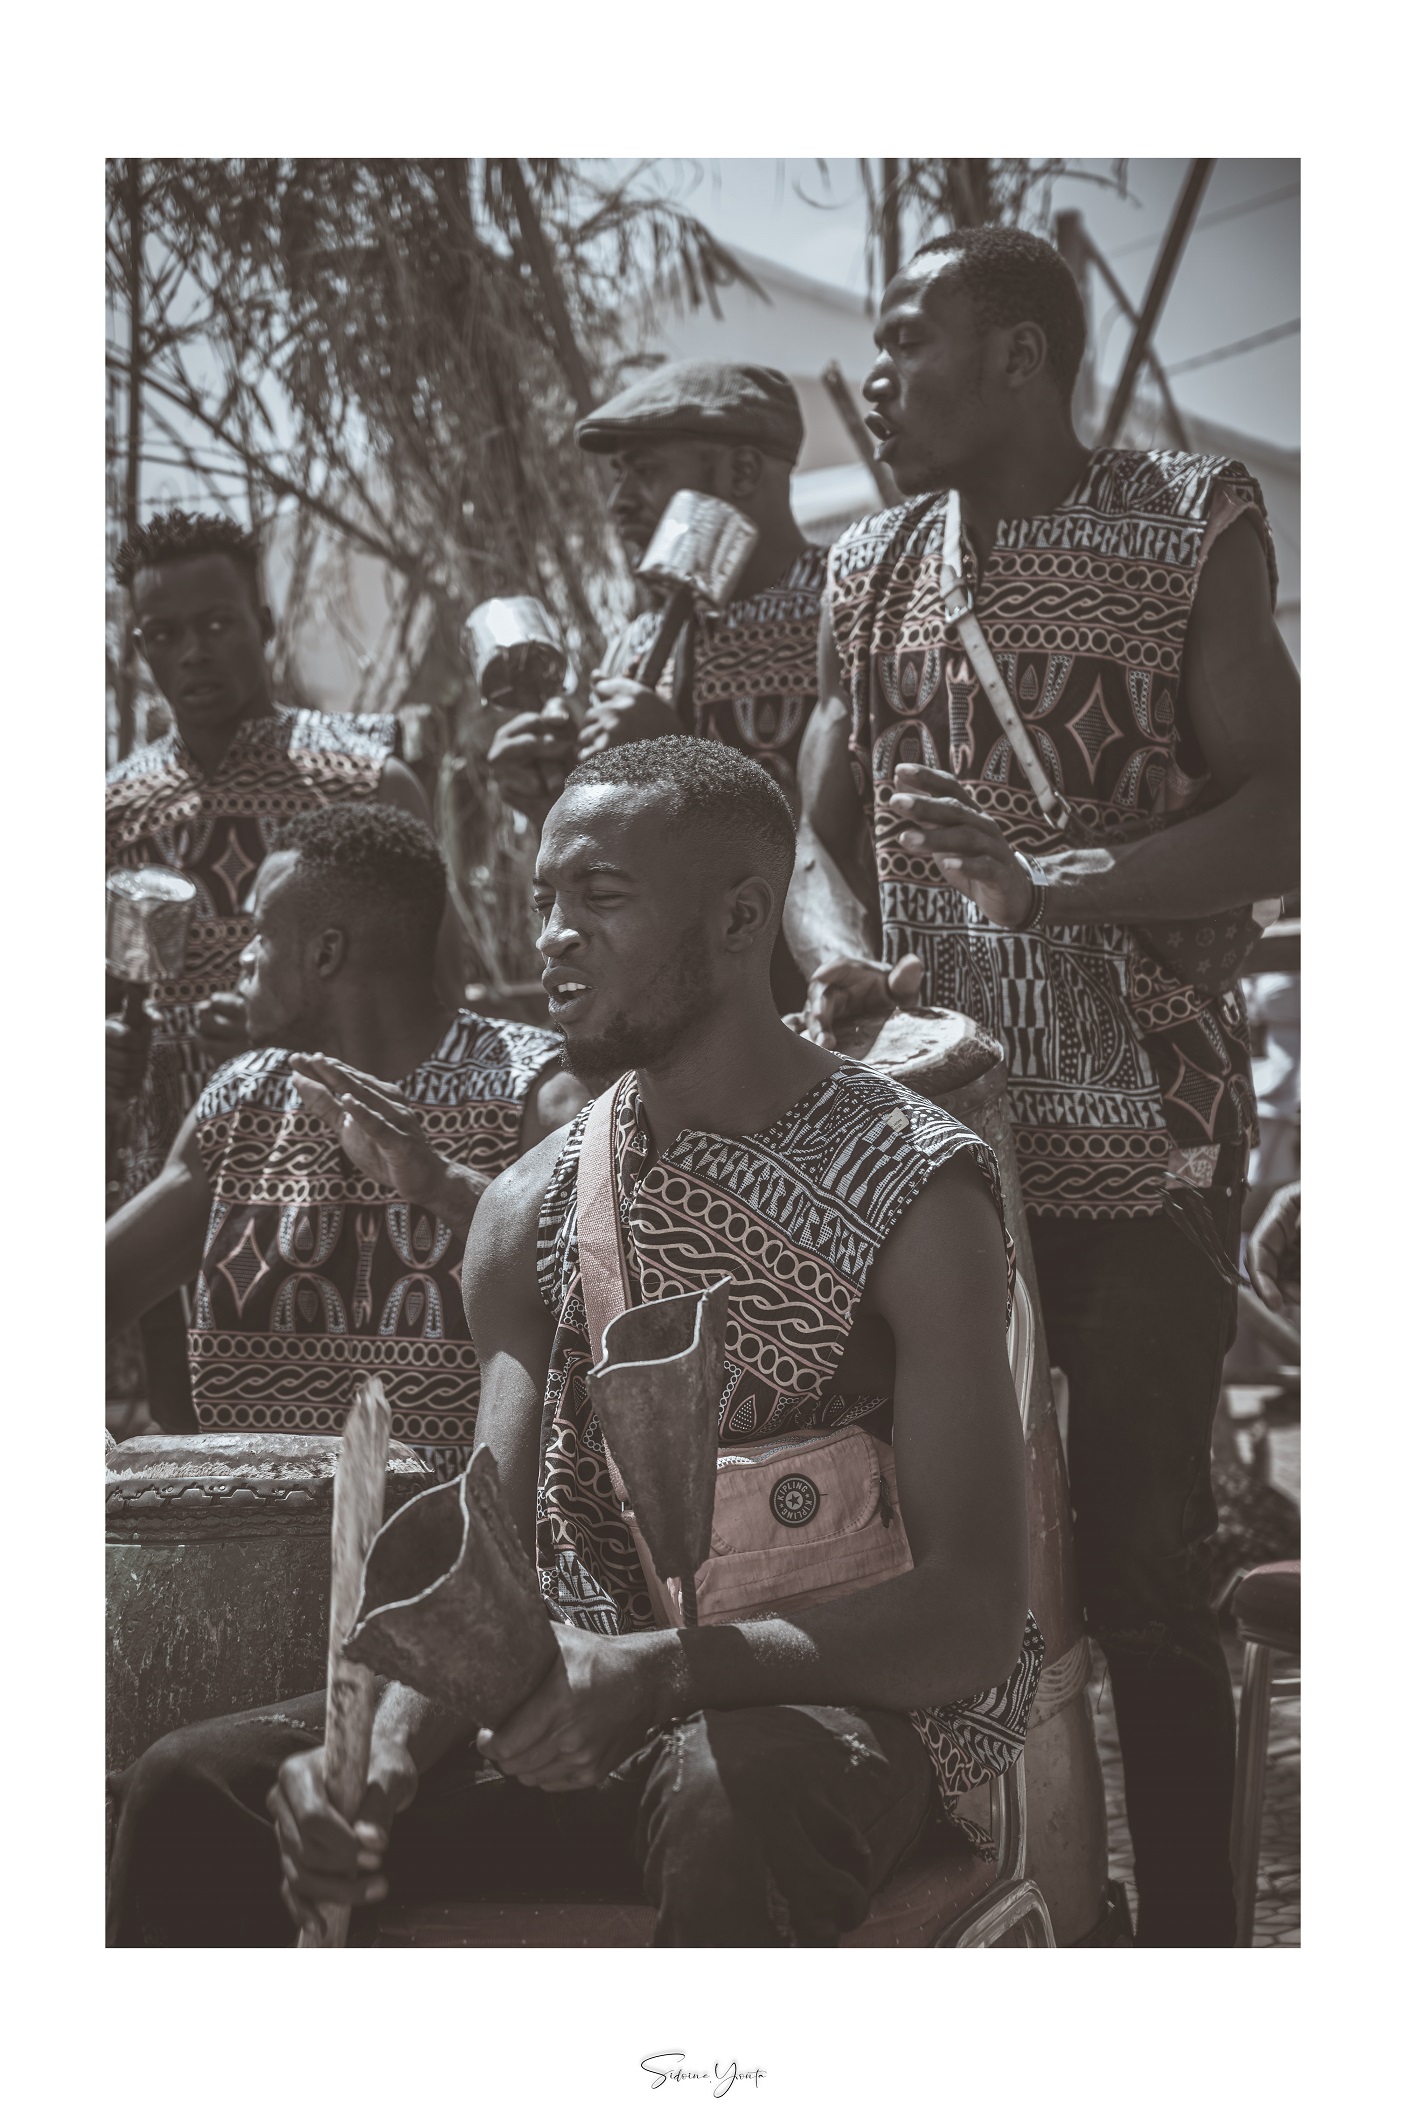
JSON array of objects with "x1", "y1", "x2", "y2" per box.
[{"x1": 290, "y1": 1053, "x2": 486, "y2": 1227}]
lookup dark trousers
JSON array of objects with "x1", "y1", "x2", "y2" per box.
[
  {"x1": 1030, "y1": 1185, "x2": 1242, "y2": 1946},
  {"x1": 107, "y1": 1692, "x2": 934, "y2": 1948}
]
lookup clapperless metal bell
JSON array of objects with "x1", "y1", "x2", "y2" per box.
[
  {"x1": 586, "y1": 1278, "x2": 729, "y2": 1592},
  {"x1": 105, "y1": 868, "x2": 198, "y2": 983},
  {"x1": 462, "y1": 595, "x2": 568, "y2": 712},
  {"x1": 341, "y1": 1447, "x2": 558, "y2": 1729},
  {"x1": 637, "y1": 492, "x2": 759, "y2": 612}
]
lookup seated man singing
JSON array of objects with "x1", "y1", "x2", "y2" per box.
[
  {"x1": 109, "y1": 744, "x2": 1039, "y2": 1947},
  {"x1": 106, "y1": 803, "x2": 586, "y2": 1479}
]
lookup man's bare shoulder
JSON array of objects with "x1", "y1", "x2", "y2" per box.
[
  {"x1": 374, "y1": 754, "x2": 433, "y2": 824},
  {"x1": 470, "y1": 1113, "x2": 580, "y2": 1263},
  {"x1": 526, "y1": 1067, "x2": 592, "y2": 1140},
  {"x1": 865, "y1": 1150, "x2": 1006, "y2": 1321}
]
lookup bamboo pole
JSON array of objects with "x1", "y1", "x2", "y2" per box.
[
  {"x1": 298, "y1": 1376, "x2": 392, "y2": 1950},
  {"x1": 880, "y1": 159, "x2": 903, "y2": 287},
  {"x1": 503, "y1": 159, "x2": 596, "y2": 419},
  {"x1": 115, "y1": 161, "x2": 144, "y2": 760}
]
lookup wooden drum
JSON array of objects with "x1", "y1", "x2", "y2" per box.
[
  {"x1": 106, "y1": 1432, "x2": 431, "y2": 1776},
  {"x1": 838, "y1": 1006, "x2": 1110, "y2": 1946}
]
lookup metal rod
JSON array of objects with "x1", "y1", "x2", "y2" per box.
[
  {"x1": 1100, "y1": 160, "x2": 1214, "y2": 448},
  {"x1": 1075, "y1": 220, "x2": 1191, "y2": 450},
  {"x1": 638, "y1": 581, "x2": 692, "y2": 692},
  {"x1": 1230, "y1": 1637, "x2": 1275, "y2": 1946}
]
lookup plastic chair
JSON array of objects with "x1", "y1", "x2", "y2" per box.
[
  {"x1": 1228, "y1": 1560, "x2": 1300, "y2": 1946},
  {"x1": 375, "y1": 1269, "x2": 1055, "y2": 1949}
]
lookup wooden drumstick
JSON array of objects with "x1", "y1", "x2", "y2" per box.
[{"x1": 298, "y1": 1375, "x2": 392, "y2": 1949}]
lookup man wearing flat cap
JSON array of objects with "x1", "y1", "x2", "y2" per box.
[{"x1": 488, "y1": 359, "x2": 826, "y2": 815}]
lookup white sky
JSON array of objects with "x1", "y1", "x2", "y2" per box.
[{"x1": 587, "y1": 158, "x2": 1300, "y2": 452}]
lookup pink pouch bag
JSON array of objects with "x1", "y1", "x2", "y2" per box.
[{"x1": 578, "y1": 1081, "x2": 913, "y2": 1631}]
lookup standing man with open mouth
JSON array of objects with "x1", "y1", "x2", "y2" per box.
[{"x1": 787, "y1": 226, "x2": 1300, "y2": 1944}]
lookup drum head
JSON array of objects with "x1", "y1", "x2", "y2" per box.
[
  {"x1": 833, "y1": 1005, "x2": 1002, "y2": 1093},
  {"x1": 106, "y1": 1431, "x2": 432, "y2": 1542}
]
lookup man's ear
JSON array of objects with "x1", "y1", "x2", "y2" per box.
[
  {"x1": 721, "y1": 875, "x2": 776, "y2": 950},
  {"x1": 724, "y1": 446, "x2": 764, "y2": 503},
  {"x1": 313, "y1": 927, "x2": 347, "y2": 979},
  {"x1": 1004, "y1": 322, "x2": 1049, "y2": 391}
]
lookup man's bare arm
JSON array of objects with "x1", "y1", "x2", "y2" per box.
[
  {"x1": 463, "y1": 1127, "x2": 574, "y2": 1555},
  {"x1": 365, "y1": 1133, "x2": 569, "y2": 1777},
  {"x1": 784, "y1": 610, "x2": 881, "y2": 983},
  {"x1": 785, "y1": 611, "x2": 923, "y2": 1044},
  {"x1": 888, "y1": 517, "x2": 1300, "y2": 929},
  {"x1": 106, "y1": 1108, "x2": 212, "y2": 1334},
  {"x1": 651, "y1": 1156, "x2": 1027, "y2": 1713},
  {"x1": 1038, "y1": 515, "x2": 1299, "y2": 921}
]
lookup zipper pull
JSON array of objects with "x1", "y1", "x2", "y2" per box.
[{"x1": 878, "y1": 1477, "x2": 893, "y2": 1529}]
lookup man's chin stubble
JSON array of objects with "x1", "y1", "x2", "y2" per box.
[{"x1": 560, "y1": 999, "x2": 710, "y2": 1084}]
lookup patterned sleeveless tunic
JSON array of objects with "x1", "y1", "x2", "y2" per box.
[
  {"x1": 535, "y1": 1063, "x2": 1043, "y2": 1807},
  {"x1": 106, "y1": 704, "x2": 399, "y2": 1198},
  {"x1": 190, "y1": 1010, "x2": 559, "y2": 1479},
  {"x1": 619, "y1": 543, "x2": 829, "y2": 808},
  {"x1": 829, "y1": 449, "x2": 1270, "y2": 1219}
]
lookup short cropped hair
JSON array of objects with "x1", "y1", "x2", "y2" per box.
[
  {"x1": 115, "y1": 509, "x2": 263, "y2": 603},
  {"x1": 272, "y1": 803, "x2": 446, "y2": 972},
  {"x1": 912, "y1": 226, "x2": 1088, "y2": 401},
  {"x1": 564, "y1": 737, "x2": 797, "y2": 895}
]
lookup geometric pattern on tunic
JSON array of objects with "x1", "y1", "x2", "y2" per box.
[
  {"x1": 830, "y1": 448, "x2": 1266, "y2": 1218},
  {"x1": 215, "y1": 1217, "x2": 271, "y2": 1316},
  {"x1": 533, "y1": 1063, "x2": 1039, "y2": 1802},
  {"x1": 190, "y1": 1009, "x2": 560, "y2": 1474},
  {"x1": 106, "y1": 703, "x2": 399, "y2": 1198},
  {"x1": 621, "y1": 543, "x2": 828, "y2": 804}
]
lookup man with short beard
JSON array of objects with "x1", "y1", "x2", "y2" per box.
[
  {"x1": 109, "y1": 741, "x2": 1040, "y2": 1949},
  {"x1": 487, "y1": 360, "x2": 827, "y2": 1010},
  {"x1": 787, "y1": 226, "x2": 1300, "y2": 1944}
]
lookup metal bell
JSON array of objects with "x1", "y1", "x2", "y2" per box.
[
  {"x1": 462, "y1": 595, "x2": 568, "y2": 712},
  {"x1": 105, "y1": 868, "x2": 198, "y2": 983}
]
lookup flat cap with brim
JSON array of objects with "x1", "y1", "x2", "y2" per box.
[{"x1": 575, "y1": 360, "x2": 804, "y2": 465}]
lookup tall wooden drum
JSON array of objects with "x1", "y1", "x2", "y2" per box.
[
  {"x1": 106, "y1": 1432, "x2": 431, "y2": 1776},
  {"x1": 838, "y1": 1006, "x2": 1111, "y2": 1946}
]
